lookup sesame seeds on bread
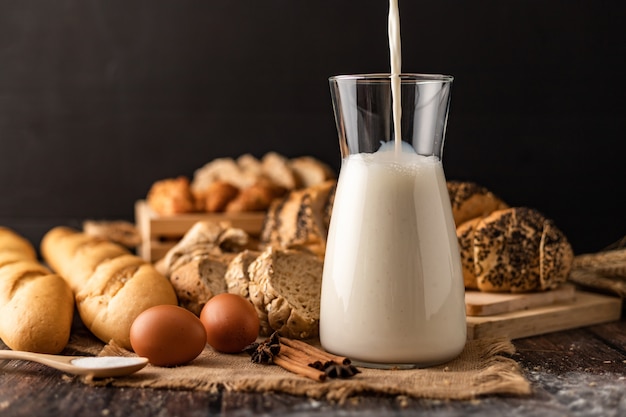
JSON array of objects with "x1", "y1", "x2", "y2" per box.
[
  {"x1": 447, "y1": 181, "x2": 509, "y2": 226},
  {"x1": 464, "y1": 207, "x2": 574, "y2": 293}
]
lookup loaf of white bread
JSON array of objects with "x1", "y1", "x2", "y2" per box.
[
  {"x1": 449, "y1": 182, "x2": 574, "y2": 292},
  {"x1": 0, "y1": 227, "x2": 74, "y2": 353},
  {"x1": 41, "y1": 226, "x2": 178, "y2": 349}
]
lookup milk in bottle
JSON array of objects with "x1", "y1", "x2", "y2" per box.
[{"x1": 319, "y1": 0, "x2": 466, "y2": 367}]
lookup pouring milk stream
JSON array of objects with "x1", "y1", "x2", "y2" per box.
[{"x1": 319, "y1": 0, "x2": 467, "y2": 367}]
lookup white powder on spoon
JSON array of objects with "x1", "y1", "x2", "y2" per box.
[{"x1": 71, "y1": 356, "x2": 146, "y2": 369}]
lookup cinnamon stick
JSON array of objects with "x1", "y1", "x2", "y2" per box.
[
  {"x1": 278, "y1": 344, "x2": 316, "y2": 364},
  {"x1": 279, "y1": 337, "x2": 351, "y2": 365},
  {"x1": 273, "y1": 355, "x2": 327, "y2": 382}
]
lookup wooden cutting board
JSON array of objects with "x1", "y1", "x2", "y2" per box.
[
  {"x1": 465, "y1": 284, "x2": 577, "y2": 316},
  {"x1": 466, "y1": 290, "x2": 622, "y2": 340}
]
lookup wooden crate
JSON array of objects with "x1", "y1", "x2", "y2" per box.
[{"x1": 134, "y1": 200, "x2": 266, "y2": 262}]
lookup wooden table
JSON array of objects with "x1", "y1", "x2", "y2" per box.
[{"x1": 2, "y1": 309, "x2": 625, "y2": 417}]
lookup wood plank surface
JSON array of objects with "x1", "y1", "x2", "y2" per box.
[
  {"x1": 466, "y1": 291, "x2": 622, "y2": 340},
  {"x1": 3, "y1": 315, "x2": 626, "y2": 416},
  {"x1": 465, "y1": 284, "x2": 576, "y2": 316}
]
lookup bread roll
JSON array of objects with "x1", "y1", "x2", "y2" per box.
[
  {"x1": 447, "y1": 181, "x2": 508, "y2": 226},
  {"x1": 0, "y1": 227, "x2": 37, "y2": 259},
  {"x1": 194, "y1": 180, "x2": 239, "y2": 212},
  {"x1": 225, "y1": 180, "x2": 286, "y2": 213},
  {"x1": 248, "y1": 246, "x2": 323, "y2": 339},
  {"x1": 41, "y1": 226, "x2": 177, "y2": 349},
  {"x1": 261, "y1": 152, "x2": 298, "y2": 190},
  {"x1": 0, "y1": 227, "x2": 74, "y2": 353},
  {"x1": 290, "y1": 156, "x2": 336, "y2": 188},
  {"x1": 463, "y1": 207, "x2": 574, "y2": 292},
  {"x1": 147, "y1": 176, "x2": 195, "y2": 215}
]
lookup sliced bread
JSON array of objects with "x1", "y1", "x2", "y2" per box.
[
  {"x1": 224, "y1": 249, "x2": 261, "y2": 298},
  {"x1": 247, "y1": 246, "x2": 323, "y2": 339}
]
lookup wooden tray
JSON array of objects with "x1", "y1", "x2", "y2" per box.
[
  {"x1": 466, "y1": 290, "x2": 622, "y2": 340},
  {"x1": 465, "y1": 284, "x2": 577, "y2": 316},
  {"x1": 134, "y1": 200, "x2": 266, "y2": 262}
]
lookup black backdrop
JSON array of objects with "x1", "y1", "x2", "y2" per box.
[{"x1": 1, "y1": 1, "x2": 624, "y2": 255}]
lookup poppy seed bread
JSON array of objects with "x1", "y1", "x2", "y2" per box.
[
  {"x1": 447, "y1": 180, "x2": 509, "y2": 226},
  {"x1": 460, "y1": 207, "x2": 574, "y2": 292}
]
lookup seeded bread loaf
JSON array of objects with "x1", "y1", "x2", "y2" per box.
[
  {"x1": 447, "y1": 181, "x2": 509, "y2": 226},
  {"x1": 247, "y1": 246, "x2": 323, "y2": 339},
  {"x1": 456, "y1": 217, "x2": 481, "y2": 290},
  {"x1": 459, "y1": 207, "x2": 574, "y2": 292},
  {"x1": 260, "y1": 180, "x2": 336, "y2": 258},
  {"x1": 0, "y1": 227, "x2": 74, "y2": 353},
  {"x1": 41, "y1": 226, "x2": 177, "y2": 349}
]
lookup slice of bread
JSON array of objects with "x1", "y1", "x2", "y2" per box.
[
  {"x1": 247, "y1": 246, "x2": 323, "y2": 339},
  {"x1": 225, "y1": 249, "x2": 261, "y2": 298},
  {"x1": 168, "y1": 253, "x2": 234, "y2": 316}
]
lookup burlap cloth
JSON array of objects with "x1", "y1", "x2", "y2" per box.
[{"x1": 68, "y1": 333, "x2": 531, "y2": 402}]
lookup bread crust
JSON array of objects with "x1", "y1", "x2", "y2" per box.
[
  {"x1": 147, "y1": 176, "x2": 195, "y2": 215},
  {"x1": 260, "y1": 180, "x2": 336, "y2": 258},
  {"x1": 248, "y1": 246, "x2": 323, "y2": 339},
  {"x1": 447, "y1": 181, "x2": 508, "y2": 226},
  {"x1": 470, "y1": 207, "x2": 573, "y2": 292},
  {"x1": 41, "y1": 227, "x2": 177, "y2": 349},
  {"x1": 0, "y1": 228, "x2": 74, "y2": 353},
  {"x1": 456, "y1": 217, "x2": 481, "y2": 289}
]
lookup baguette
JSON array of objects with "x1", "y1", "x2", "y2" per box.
[
  {"x1": 0, "y1": 227, "x2": 74, "y2": 353},
  {"x1": 41, "y1": 226, "x2": 177, "y2": 349}
]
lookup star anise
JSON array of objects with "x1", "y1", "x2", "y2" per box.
[
  {"x1": 243, "y1": 332, "x2": 281, "y2": 364},
  {"x1": 308, "y1": 360, "x2": 361, "y2": 378}
]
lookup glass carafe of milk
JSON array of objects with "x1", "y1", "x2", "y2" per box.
[{"x1": 320, "y1": 74, "x2": 466, "y2": 368}]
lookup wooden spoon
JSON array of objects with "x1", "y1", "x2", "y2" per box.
[{"x1": 0, "y1": 350, "x2": 148, "y2": 378}]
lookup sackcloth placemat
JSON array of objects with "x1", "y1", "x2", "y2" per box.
[{"x1": 67, "y1": 332, "x2": 531, "y2": 402}]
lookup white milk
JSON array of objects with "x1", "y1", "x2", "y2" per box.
[
  {"x1": 319, "y1": 146, "x2": 466, "y2": 365},
  {"x1": 388, "y1": 0, "x2": 402, "y2": 150},
  {"x1": 320, "y1": 0, "x2": 465, "y2": 366}
]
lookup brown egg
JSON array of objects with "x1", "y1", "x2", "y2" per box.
[
  {"x1": 130, "y1": 305, "x2": 206, "y2": 367},
  {"x1": 200, "y1": 293, "x2": 260, "y2": 353}
]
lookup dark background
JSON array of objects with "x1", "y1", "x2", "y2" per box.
[{"x1": 1, "y1": 1, "x2": 624, "y2": 255}]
